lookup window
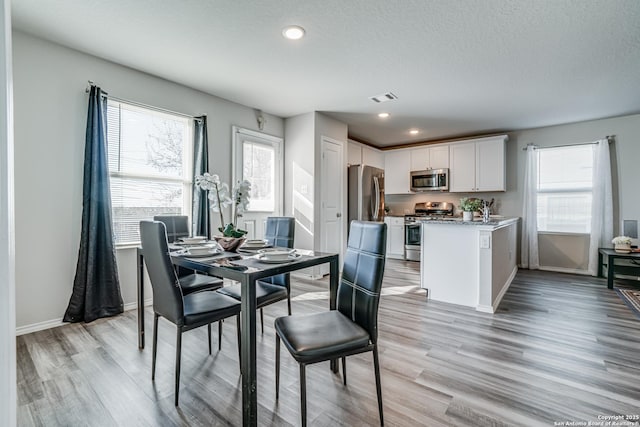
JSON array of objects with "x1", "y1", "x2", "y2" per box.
[
  {"x1": 107, "y1": 100, "x2": 193, "y2": 244},
  {"x1": 243, "y1": 141, "x2": 276, "y2": 211},
  {"x1": 233, "y1": 128, "x2": 282, "y2": 213},
  {"x1": 537, "y1": 144, "x2": 594, "y2": 233}
]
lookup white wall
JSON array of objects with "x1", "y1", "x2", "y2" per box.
[
  {"x1": 12, "y1": 31, "x2": 284, "y2": 329},
  {"x1": 0, "y1": 0, "x2": 16, "y2": 424},
  {"x1": 386, "y1": 113, "x2": 640, "y2": 271},
  {"x1": 284, "y1": 112, "x2": 315, "y2": 251}
]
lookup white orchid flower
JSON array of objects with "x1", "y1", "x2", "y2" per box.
[{"x1": 194, "y1": 173, "x2": 252, "y2": 237}]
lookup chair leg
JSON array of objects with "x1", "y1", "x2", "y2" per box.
[
  {"x1": 208, "y1": 324, "x2": 212, "y2": 355},
  {"x1": 287, "y1": 295, "x2": 292, "y2": 315},
  {"x1": 175, "y1": 328, "x2": 183, "y2": 406},
  {"x1": 260, "y1": 308, "x2": 264, "y2": 334},
  {"x1": 300, "y1": 363, "x2": 307, "y2": 427},
  {"x1": 373, "y1": 346, "x2": 384, "y2": 426},
  {"x1": 275, "y1": 334, "x2": 280, "y2": 399},
  {"x1": 236, "y1": 315, "x2": 242, "y2": 373},
  {"x1": 151, "y1": 314, "x2": 159, "y2": 380},
  {"x1": 341, "y1": 356, "x2": 347, "y2": 386},
  {"x1": 218, "y1": 321, "x2": 223, "y2": 351}
]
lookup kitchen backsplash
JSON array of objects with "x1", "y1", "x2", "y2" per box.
[{"x1": 385, "y1": 193, "x2": 506, "y2": 216}]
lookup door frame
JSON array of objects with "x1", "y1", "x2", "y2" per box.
[
  {"x1": 231, "y1": 126, "x2": 284, "y2": 239},
  {"x1": 319, "y1": 136, "x2": 346, "y2": 271}
]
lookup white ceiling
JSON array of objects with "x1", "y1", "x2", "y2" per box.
[{"x1": 11, "y1": 0, "x2": 640, "y2": 147}]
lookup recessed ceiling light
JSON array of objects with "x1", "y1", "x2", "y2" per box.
[
  {"x1": 282, "y1": 25, "x2": 305, "y2": 40},
  {"x1": 378, "y1": 113, "x2": 390, "y2": 118},
  {"x1": 409, "y1": 129, "x2": 419, "y2": 135}
]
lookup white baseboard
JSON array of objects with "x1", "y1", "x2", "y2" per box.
[
  {"x1": 539, "y1": 266, "x2": 590, "y2": 276},
  {"x1": 16, "y1": 298, "x2": 153, "y2": 336},
  {"x1": 476, "y1": 266, "x2": 518, "y2": 314},
  {"x1": 16, "y1": 318, "x2": 64, "y2": 336}
]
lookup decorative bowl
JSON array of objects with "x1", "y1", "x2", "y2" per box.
[{"x1": 214, "y1": 236, "x2": 246, "y2": 252}]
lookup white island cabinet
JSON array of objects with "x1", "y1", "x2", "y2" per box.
[
  {"x1": 420, "y1": 218, "x2": 519, "y2": 312},
  {"x1": 384, "y1": 216, "x2": 405, "y2": 259}
]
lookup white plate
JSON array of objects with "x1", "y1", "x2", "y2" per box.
[
  {"x1": 257, "y1": 248, "x2": 296, "y2": 261},
  {"x1": 180, "y1": 249, "x2": 221, "y2": 258},
  {"x1": 257, "y1": 253, "x2": 301, "y2": 264},
  {"x1": 242, "y1": 240, "x2": 269, "y2": 249},
  {"x1": 244, "y1": 239, "x2": 268, "y2": 246},
  {"x1": 180, "y1": 236, "x2": 207, "y2": 244}
]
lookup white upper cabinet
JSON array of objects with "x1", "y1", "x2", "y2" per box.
[
  {"x1": 429, "y1": 146, "x2": 450, "y2": 169},
  {"x1": 384, "y1": 149, "x2": 412, "y2": 194},
  {"x1": 410, "y1": 145, "x2": 449, "y2": 171},
  {"x1": 348, "y1": 140, "x2": 384, "y2": 169},
  {"x1": 362, "y1": 146, "x2": 385, "y2": 169},
  {"x1": 347, "y1": 140, "x2": 362, "y2": 166},
  {"x1": 410, "y1": 148, "x2": 429, "y2": 171},
  {"x1": 449, "y1": 142, "x2": 477, "y2": 192},
  {"x1": 449, "y1": 135, "x2": 507, "y2": 192}
]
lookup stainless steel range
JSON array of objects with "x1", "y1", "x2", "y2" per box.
[{"x1": 404, "y1": 202, "x2": 454, "y2": 261}]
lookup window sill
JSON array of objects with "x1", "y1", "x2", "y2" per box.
[
  {"x1": 115, "y1": 243, "x2": 141, "y2": 250},
  {"x1": 537, "y1": 231, "x2": 590, "y2": 237}
]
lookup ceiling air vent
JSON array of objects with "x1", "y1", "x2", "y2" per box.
[{"x1": 369, "y1": 92, "x2": 398, "y2": 103}]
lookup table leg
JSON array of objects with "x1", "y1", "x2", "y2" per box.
[
  {"x1": 607, "y1": 254, "x2": 615, "y2": 289},
  {"x1": 241, "y1": 276, "x2": 257, "y2": 427},
  {"x1": 598, "y1": 251, "x2": 603, "y2": 278},
  {"x1": 137, "y1": 249, "x2": 145, "y2": 349},
  {"x1": 329, "y1": 255, "x2": 339, "y2": 373}
]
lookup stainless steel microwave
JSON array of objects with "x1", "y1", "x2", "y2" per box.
[{"x1": 410, "y1": 168, "x2": 449, "y2": 192}]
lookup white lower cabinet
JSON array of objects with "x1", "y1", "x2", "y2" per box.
[{"x1": 385, "y1": 216, "x2": 405, "y2": 259}]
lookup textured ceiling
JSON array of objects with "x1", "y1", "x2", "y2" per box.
[{"x1": 11, "y1": 0, "x2": 640, "y2": 147}]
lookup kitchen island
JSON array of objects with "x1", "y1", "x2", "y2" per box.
[{"x1": 420, "y1": 217, "x2": 519, "y2": 312}]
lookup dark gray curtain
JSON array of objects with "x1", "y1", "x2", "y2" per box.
[
  {"x1": 64, "y1": 85, "x2": 123, "y2": 323},
  {"x1": 192, "y1": 115, "x2": 210, "y2": 238}
]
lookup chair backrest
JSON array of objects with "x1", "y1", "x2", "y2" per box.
[
  {"x1": 153, "y1": 215, "x2": 190, "y2": 243},
  {"x1": 263, "y1": 217, "x2": 295, "y2": 287},
  {"x1": 336, "y1": 221, "x2": 387, "y2": 343},
  {"x1": 140, "y1": 221, "x2": 185, "y2": 324},
  {"x1": 265, "y1": 217, "x2": 295, "y2": 248}
]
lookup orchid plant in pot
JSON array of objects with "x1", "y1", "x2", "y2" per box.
[{"x1": 195, "y1": 173, "x2": 251, "y2": 250}]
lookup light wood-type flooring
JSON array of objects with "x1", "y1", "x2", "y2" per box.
[{"x1": 16, "y1": 260, "x2": 640, "y2": 426}]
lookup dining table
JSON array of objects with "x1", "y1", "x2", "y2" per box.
[{"x1": 136, "y1": 244, "x2": 340, "y2": 427}]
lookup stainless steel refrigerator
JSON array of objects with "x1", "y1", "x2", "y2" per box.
[{"x1": 348, "y1": 165, "x2": 385, "y2": 224}]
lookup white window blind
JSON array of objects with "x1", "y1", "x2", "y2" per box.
[
  {"x1": 107, "y1": 100, "x2": 193, "y2": 244},
  {"x1": 536, "y1": 144, "x2": 594, "y2": 233}
]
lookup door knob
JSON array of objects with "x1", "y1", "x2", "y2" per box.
[{"x1": 336, "y1": 213, "x2": 342, "y2": 218}]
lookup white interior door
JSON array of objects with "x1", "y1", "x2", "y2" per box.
[
  {"x1": 232, "y1": 127, "x2": 283, "y2": 240},
  {"x1": 320, "y1": 137, "x2": 345, "y2": 274}
]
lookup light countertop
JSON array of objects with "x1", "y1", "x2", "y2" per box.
[{"x1": 418, "y1": 216, "x2": 519, "y2": 228}]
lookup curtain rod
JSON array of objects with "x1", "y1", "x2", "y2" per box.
[
  {"x1": 522, "y1": 135, "x2": 614, "y2": 151},
  {"x1": 85, "y1": 81, "x2": 204, "y2": 121}
]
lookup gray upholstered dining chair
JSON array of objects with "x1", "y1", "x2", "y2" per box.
[
  {"x1": 153, "y1": 215, "x2": 223, "y2": 296},
  {"x1": 274, "y1": 220, "x2": 387, "y2": 426},
  {"x1": 153, "y1": 215, "x2": 191, "y2": 243},
  {"x1": 218, "y1": 216, "x2": 295, "y2": 332},
  {"x1": 140, "y1": 220, "x2": 242, "y2": 406}
]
